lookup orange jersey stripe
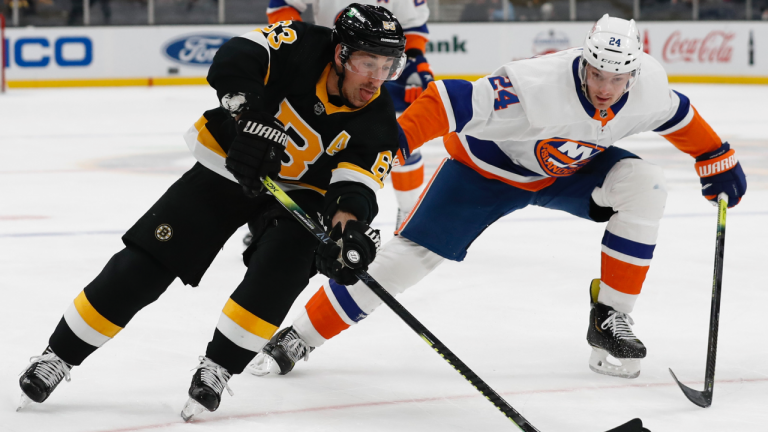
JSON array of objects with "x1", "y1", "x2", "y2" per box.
[
  {"x1": 443, "y1": 134, "x2": 556, "y2": 192},
  {"x1": 391, "y1": 165, "x2": 424, "y2": 191},
  {"x1": 416, "y1": 62, "x2": 433, "y2": 75},
  {"x1": 405, "y1": 34, "x2": 428, "y2": 54},
  {"x1": 601, "y1": 252, "x2": 649, "y2": 295},
  {"x1": 267, "y1": 7, "x2": 302, "y2": 24},
  {"x1": 305, "y1": 287, "x2": 350, "y2": 340},
  {"x1": 661, "y1": 107, "x2": 721, "y2": 158},
  {"x1": 398, "y1": 82, "x2": 450, "y2": 154}
]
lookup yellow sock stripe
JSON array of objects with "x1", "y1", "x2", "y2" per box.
[
  {"x1": 73, "y1": 291, "x2": 123, "y2": 338},
  {"x1": 222, "y1": 298, "x2": 278, "y2": 340}
]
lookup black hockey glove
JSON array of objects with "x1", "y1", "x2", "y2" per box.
[
  {"x1": 315, "y1": 220, "x2": 381, "y2": 286},
  {"x1": 225, "y1": 111, "x2": 288, "y2": 197}
]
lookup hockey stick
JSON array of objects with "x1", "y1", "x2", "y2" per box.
[
  {"x1": 262, "y1": 176, "x2": 646, "y2": 432},
  {"x1": 669, "y1": 193, "x2": 728, "y2": 408}
]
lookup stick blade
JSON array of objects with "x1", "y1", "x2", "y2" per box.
[
  {"x1": 604, "y1": 418, "x2": 649, "y2": 432},
  {"x1": 668, "y1": 368, "x2": 712, "y2": 408}
]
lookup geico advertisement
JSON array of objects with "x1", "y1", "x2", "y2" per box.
[
  {"x1": 3, "y1": 25, "x2": 254, "y2": 80},
  {"x1": 3, "y1": 22, "x2": 767, "y2": 82}
]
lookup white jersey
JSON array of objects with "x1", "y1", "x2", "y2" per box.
[
  {"x1": 267, "y1": 0, "x2": 429, "y2": 39},
  {"x1": 398, "y1": 48, "x2": 717, "y2": 191}
]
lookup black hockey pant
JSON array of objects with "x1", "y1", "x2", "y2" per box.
[{"x1": 49, "y1": 218, "x2": 316, "y2": 374}]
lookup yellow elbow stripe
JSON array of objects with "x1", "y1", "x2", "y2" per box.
[
  {"x1": 333, "y1": 163, "x2": 385, "y2": 189},
  {"x1": 193, "y1": 116, "x2": 227, "y2": 158}
]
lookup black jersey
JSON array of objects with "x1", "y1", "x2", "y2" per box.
[{"x1": 184, "y1": 20, "x2": 399, "y2": 223}]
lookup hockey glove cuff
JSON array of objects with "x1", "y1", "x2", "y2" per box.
[
  {"x1": 225, "y1": 111, "x2": 288, "y2": 197},
  {"x1": 695, "y1": 142, "x2": 746, "y2": 208},
  {"x1": 400, "y1": 54, "x2": 434, "y2": 104}
]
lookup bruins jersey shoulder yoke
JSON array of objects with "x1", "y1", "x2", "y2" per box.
[{"x1": 184, "y1": 20, "x2": 399, "y2": 222}]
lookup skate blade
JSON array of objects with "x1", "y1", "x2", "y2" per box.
[
  {"x1": 589, "y1": 347, "x2": 641, "y2": 379},
  {"x1": 246, "y1": 353, "x2": 280, "y2": 377},
  {"x1": 180, "y1": 398, "x2": 207, "y2": 422},
  {"x1": 16, "y1": 394, "x2": 33, "y2": 412}
]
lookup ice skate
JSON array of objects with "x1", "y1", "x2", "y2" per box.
[
  {"x1": 181, "y1": 356, "x2": 233, "y2": 421},
  {"x1": 587, "y1": 279, "x2": 646, "y2": 379},
  {"x1": 246, "y1": 326, "x2": 313, "y2": 377},
  {"x1": 18, "y1": 347, "x2": 72, "y2": 410}
]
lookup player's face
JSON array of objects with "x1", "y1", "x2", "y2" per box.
[
  {"x1": 585, "y1": 65, "x2": 631, "y2": 110},
  {"x1": 341, "y1": 51, "x2": 394, "y2": 107}
]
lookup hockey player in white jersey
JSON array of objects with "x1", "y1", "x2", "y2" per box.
[
  {"x1": 248, "y1": 15, "x2": 747, "y2": 380},
  {"x1": 264, "y1": 0, "x2": 433, "y2": 227}
]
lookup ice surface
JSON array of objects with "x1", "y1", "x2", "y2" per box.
[{"x1": 1, "y1": 84, "x2": 767, "y2": 432}]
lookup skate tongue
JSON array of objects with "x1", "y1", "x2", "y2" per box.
[{"x1": 603, "y1": 418, "x2": 649, "y2": 432}]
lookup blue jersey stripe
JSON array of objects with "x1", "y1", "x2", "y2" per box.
[
  {"x1": 443, "y1": 80, "x2": 474, "y2": 133},
  {"x1": 465, "y1": 136, "x2": 542, "y2": 177},
  {"x1": 601, "y1": 231, "x2": 655, "y2": 260},
  {"x1": 329, "y1": 280, "x2": 368, "y2": 322},
  {"x1": 268, "y1": 0, "x2": 289, "y2": 8},
  {"x1": 654, "y1": 91, "x2": 691, "y2": 133},
  {"x1": 403, "y1": 23, "x2": 429, "y2": 35}
]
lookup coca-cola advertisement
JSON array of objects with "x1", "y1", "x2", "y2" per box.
[{"x1": 662, "y1": 30, "x2": 735, "y2": 64}]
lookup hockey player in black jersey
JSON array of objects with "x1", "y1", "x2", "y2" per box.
[{"x1": 18, "y1": 4, "x2": 406, "y2": 420}]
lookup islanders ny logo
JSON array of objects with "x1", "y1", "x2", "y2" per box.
[{"x1": 535, "y1": 139, "x2": 605, "y2": 177}]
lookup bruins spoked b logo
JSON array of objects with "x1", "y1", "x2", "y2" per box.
[{"x1": 155, "y1": 224, "x2": 173, "y2": 241}]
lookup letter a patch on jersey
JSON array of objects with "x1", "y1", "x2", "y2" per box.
[{"x1": 535, "y1": 138, "x2": 605, "y2": 177}]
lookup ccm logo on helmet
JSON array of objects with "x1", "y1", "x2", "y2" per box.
[{"x1": 601, "y1": 58, "x2": 622, "y2": 65}]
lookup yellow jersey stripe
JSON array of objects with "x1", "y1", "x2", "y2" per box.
[
  {"x1": 334, "y1": 162, "x2": 385, "y2": 188},
  {"x1": 193, "y1": 116, "x2": 227, "y2": 158}
]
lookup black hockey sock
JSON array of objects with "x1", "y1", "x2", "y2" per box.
[
  {"x1": 206, "y1": 218, "x2": 317, "y2": 374},
  {"x1": 49, "y1": 246, "x2": 176, "y2": 365}
]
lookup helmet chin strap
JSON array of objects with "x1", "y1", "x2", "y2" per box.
[{"x1": 332, "y1": 45, "x2": 358, "y2": 109}]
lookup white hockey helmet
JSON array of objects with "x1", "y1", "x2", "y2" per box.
[{"x1": 579, "y1": 15, "x2": 643, "y2": 99}]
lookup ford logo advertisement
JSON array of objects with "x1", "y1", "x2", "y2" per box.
[{"x1": 163, "y1": 34, "x2": 233, "y2": 67}]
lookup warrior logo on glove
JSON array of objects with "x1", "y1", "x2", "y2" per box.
[
  {"x1": 225, "y1": 111, "x2": 290, "y2": 197},
  {"x1": 241, "y1": 120, "x2": 289, "y2": 146}
]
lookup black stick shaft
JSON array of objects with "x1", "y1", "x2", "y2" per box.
[
  {"x1": 669, "y1": 194, "x2": 728, "y2": 408},
  {"x1": 261, "y1": 177, "x2": 539, "y2": 431},
  {"x1": 705, "y1": 195, "x2": 728, "y2": 395}
]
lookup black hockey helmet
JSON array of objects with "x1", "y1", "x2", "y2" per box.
[{"x1": 332, "y1": 4, "x2": 407, "y2": 81}]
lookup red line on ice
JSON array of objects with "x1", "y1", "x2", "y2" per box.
[{"x1": 93, "y1": 377, "x2": 768, "y2": 432}]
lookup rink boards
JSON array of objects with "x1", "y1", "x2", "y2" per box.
[{"x1": 2, "y1": 21, "x2": 768, "y2": 88}]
